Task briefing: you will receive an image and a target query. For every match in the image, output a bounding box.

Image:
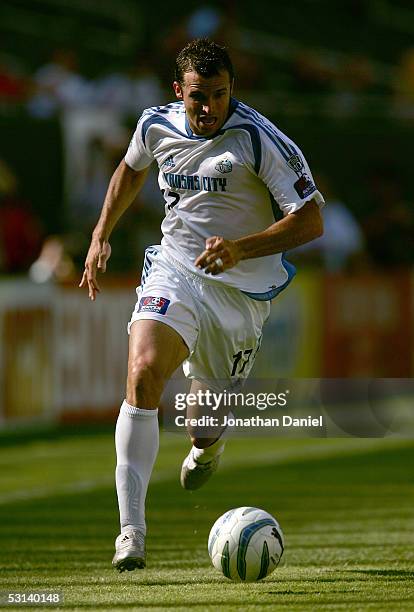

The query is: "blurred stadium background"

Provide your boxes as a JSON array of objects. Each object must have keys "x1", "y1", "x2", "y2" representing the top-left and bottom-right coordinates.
[
  {"x1": 1, "y1": 0, "x2": 413, "y2": 426},
  {"x1": 0, "y1": 3, "x2": 414, "y2": 608}
]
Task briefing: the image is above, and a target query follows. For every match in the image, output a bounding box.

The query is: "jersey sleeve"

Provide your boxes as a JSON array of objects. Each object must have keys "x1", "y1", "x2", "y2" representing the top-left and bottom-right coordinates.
[
  {"x1": 124, "y1": 111, "x2": 155, "y2": 171},
  {"x1": 258, "y1": 130, "x2": 324, "y2": 215}
]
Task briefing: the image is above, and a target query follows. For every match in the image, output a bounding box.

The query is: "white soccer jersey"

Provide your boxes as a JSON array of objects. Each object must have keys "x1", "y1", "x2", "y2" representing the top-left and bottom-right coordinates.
[{"x1": 125, "y1": 98, "x2": 324, "y2": 299}]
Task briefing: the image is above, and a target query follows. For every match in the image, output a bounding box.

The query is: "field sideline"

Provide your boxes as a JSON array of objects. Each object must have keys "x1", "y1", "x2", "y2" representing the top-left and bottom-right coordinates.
[{"x1": 0, "y1": 427, "x2": 413, "y2": 611}]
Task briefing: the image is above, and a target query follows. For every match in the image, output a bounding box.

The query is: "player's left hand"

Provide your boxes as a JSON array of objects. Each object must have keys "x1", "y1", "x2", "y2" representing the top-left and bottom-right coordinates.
[{"x1": 195, "y1": 236, "x2": 243, "y2": 275}]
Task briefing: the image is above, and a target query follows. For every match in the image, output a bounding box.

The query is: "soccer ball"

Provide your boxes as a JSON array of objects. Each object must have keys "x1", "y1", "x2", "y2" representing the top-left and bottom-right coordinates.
[{"x1": 208, "y1": 506, "x2": 284, "y2": 582}]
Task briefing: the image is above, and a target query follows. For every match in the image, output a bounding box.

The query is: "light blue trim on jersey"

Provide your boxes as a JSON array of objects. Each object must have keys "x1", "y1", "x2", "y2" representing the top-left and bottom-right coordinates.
[
  {"x1": 228, "y1": 123, "x2": 261, "y2": 174},
  {"x1": 235, "y1": 107, "x2": 291, "y2": 162},
  {"x1": 151, "y1": 102, "x2": 183, "y2": 113},
  {"x1": 184, "y1": 118, "x2": 262, "y2": 172},
  {"x1": 142, "y1": 98, "x2": 261, "y2": 173},
  {"x1": 237, "y1": 101, "x2": 299, "y2": 156},
  {"x1": 142, "y1": 99, "x2": 237, "y2": 145},
  {"x1": 142, "y1": 115, "x2": 187, "y2": 146},
  {"x1": 235, "y1": 104, "x2": 299, "y2": 165},
  {"x1": 142, "y1": 102, "x2": 183, "y2": 116},
  {"x1": 242, "y1": 254, "x2": 296, "y2": 301}
]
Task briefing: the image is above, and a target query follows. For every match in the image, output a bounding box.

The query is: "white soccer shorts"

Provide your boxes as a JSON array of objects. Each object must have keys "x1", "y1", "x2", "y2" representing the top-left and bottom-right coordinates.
[{"x1": 128, "y1": 245, "x2": 270, "y2": 390}]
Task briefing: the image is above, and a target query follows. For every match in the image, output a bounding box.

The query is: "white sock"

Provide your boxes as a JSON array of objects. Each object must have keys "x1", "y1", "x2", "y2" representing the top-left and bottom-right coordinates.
[
  {"x1": 192, "y1": 437, "x2": 226, "y2": 463},
  {"x1": 191, "y1": 410, "x2": 235, "y2": 463},
  {"x1": 115, "y1": 400, "x2": 159, "y2": 536}
]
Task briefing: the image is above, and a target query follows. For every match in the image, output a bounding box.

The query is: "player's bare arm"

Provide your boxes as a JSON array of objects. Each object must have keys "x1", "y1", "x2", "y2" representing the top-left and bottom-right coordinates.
[
  {"x1": 195, "y1": 198, "x2": 323, "y2": 274},
  {"x1": 79, "y1": 161, "x2": 149, "y2": 300}
]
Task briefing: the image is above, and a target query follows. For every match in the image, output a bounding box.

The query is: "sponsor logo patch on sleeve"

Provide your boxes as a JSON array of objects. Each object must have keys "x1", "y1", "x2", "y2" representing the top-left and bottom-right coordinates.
[
  {"x1": 294, "y1": 174, "x2": 316, "y2": 199},
  {"x1": 138, "y1": 296, "x2": 170, "y2": 315}
]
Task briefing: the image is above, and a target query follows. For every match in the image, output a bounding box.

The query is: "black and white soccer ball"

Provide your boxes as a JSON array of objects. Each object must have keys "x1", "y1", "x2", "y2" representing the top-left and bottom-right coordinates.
[{"x1": 208, "y1": 506, "x2": 284, "y2": 582}]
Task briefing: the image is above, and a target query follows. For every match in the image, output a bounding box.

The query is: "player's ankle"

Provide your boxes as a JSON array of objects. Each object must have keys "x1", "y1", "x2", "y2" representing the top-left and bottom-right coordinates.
[{"x1": 192, "y1": 438, "x2": 225, "y2": 463}]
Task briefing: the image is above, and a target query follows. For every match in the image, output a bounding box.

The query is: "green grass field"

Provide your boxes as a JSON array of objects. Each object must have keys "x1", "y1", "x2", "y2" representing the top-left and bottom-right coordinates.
[{"x1": 0, "y1": 427, "x2": 413, "y2": 611}]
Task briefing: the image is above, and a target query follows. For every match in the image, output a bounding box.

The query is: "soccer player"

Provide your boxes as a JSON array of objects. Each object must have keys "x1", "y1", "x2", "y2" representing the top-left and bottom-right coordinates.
[{"x1": 79, "y1": 39, "x2": 324, "y2": 572}]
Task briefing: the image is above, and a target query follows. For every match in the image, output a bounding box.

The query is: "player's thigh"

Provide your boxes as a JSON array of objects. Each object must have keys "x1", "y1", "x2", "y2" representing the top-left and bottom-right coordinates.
[
  {"x1": 184, "y1": 289, "x2": 269, "y2": 388},
  {"x1": 128, "y1": 319, "x2": 189, "y2": 380}
]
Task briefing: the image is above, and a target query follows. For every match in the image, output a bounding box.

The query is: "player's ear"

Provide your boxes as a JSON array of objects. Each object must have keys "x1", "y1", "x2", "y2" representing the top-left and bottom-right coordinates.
[
  {"x1": 230, "y1": 78, "x2": 235, "y2": 95},
  {"x1": 173, "y1": 81, "x2": 183, "y2": 100}
]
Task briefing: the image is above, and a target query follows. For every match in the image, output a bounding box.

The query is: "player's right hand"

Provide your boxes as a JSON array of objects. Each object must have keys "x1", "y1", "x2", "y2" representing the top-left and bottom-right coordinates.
[{"x1": 79, "y1": 238, "x2": 111, "y2": 301}]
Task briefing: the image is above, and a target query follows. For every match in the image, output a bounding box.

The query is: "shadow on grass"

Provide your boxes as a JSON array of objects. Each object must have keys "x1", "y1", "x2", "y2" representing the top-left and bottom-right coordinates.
[
  {"x1": 1, "y1": 440, "x2": 413, "y2": 594},
  {"x1": 0, "y1": 423, "x2": 114, "y2": 448},
  {"x1": 54, "y1": 605, "x2": 291, "y2": 610},
  {"x1": 42, "y1": 597, "x2": 414, "y2": 609},
  {"x1": 344, "y1": 569, "x2": 414, "y2": 578}
]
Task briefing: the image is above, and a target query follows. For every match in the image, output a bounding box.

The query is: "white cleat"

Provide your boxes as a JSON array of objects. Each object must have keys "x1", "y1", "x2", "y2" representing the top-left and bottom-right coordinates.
[
  {"x1": 180, "y1": 449, "x2": 221, "y2": 490},
  {"x1": 112, "y1": 528, "x2": 146, "y2": 572}
]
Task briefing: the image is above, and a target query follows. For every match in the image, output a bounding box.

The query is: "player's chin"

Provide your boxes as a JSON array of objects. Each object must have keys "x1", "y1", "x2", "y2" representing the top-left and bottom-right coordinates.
[{"x1": 197, "y1": 119, "x2": 218, "y2": 135}]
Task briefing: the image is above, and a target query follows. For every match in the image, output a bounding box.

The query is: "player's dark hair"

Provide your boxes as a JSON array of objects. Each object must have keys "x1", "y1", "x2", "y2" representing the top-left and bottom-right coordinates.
[{"x1": 174, "y1": 38, "x2": 234, "y2": 84}]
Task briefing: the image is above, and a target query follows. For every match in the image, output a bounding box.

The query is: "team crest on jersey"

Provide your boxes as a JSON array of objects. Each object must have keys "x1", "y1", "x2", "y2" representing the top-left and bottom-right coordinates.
[
  {"x1": 287, "y1": 154, "x2": 304, "y2": 173},
  {"x1": 138, "y1": 296, "x2": 170, "y2": 315},
  {"x1": 162, "y1": 155, "x2": 175, "y2": 169},
  {"x1": 215, "y1": 158, "x2": 233, "y2": 174}
]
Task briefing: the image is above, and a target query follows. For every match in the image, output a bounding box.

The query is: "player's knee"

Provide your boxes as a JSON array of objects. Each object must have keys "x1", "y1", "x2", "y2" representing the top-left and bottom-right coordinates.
[{"x1": 127, "y1": 357, "x2": 164, "y2": 407}]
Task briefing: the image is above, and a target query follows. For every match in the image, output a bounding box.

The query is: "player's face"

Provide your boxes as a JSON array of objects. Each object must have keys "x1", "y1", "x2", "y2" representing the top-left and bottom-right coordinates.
[{"x1": 173, "y1": 70, "x2": 233, "y2": 137}]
